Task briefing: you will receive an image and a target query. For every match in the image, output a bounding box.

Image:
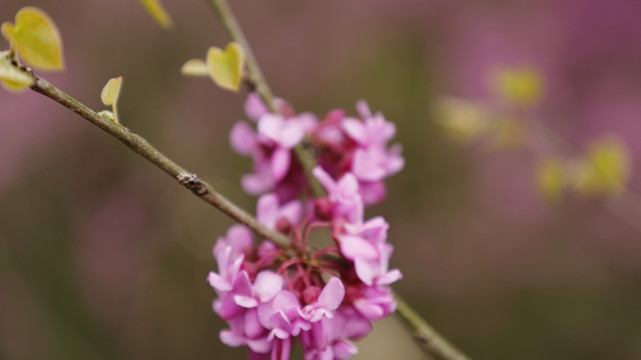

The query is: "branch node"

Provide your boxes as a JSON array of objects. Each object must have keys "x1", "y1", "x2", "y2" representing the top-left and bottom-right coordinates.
[{"x1": 177, "y1": 173, "x2": 209, "y2": 195}]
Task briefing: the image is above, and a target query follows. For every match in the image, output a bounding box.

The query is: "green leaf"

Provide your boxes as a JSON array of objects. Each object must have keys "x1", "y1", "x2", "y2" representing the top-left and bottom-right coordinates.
[
  {"x1": 490, "y1": 66, "x2": 543, "y2": 107},
  {"x1": 138, "y1": 0, "x2": 173, "y2": 30},
  {"x1": 206, "y1": 42, "x2": 245, "y2": 92},
  {"x1": 100, "y1": 76, "x2": 123, "y2": 123},
  {"x1": 180, "y1": 59, "x2": 209, "y2": 77},
  {"x1": 1, "y1": 7, "x2": 64, "y2": 71},
  {"x1": 101, "y1": 76, "x2": 122, "y2": 106},
  {"x1": 433, "y1": 97, "x2": 491, "y2": 143}
]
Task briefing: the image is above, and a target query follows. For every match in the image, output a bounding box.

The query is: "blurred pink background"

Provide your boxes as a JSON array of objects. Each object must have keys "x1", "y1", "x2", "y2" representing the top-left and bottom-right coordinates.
[{"x1": 2, "y1": 0, "x2": 641, "y2": 359}]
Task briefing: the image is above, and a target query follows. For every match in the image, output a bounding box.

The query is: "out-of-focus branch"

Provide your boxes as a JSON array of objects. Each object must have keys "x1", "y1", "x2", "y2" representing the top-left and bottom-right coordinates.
[
  {"x1": 30, "y1": 75, "x2": 291, "y2": 249},
  {"x1": 202, "y1": 1, "x2": 471, "y2": 359}
]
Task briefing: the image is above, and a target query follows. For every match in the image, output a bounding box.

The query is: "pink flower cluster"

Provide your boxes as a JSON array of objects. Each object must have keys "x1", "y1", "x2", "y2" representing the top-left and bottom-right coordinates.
[{"x1": 209, "y1": 93, "x2": 404, "y2": 359}]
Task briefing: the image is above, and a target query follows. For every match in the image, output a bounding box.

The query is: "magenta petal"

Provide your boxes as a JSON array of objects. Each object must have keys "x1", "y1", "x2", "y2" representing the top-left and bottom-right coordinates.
[
  {"x1": 278, "y1": 121, "x2": 305, "y2": 148},
  {"x1": 334, "y1": 340, "x2": 358, "y2": 359},
  {"x1": 353, "y1": 299, "x2": 384, "y2": 321},
  {"x1": 279, "y1": 200, "x2": 302, "y2": 225},
  {"x1": 356, "y1": 100, "x2": 372, "y2": 119},
  {"x1": 354, "y1": 259, "x2": 376, "y2": 286},
  {"x1": 230, "y1": 121, "x2": 256, "y2": 155},
  {"x1": 257, "y1": 114, "x2": 281, "y2": 138},
  {"x1": 341, "y1": 117, "x2": 366, "y2": 144},
  {"x1": 242, "y1": 172, "x2": 273, "y2": 195},
  {"x1": 270, "y1": 148, "x2": 291, "y2": 181},
  {"x1": 235, "y1": 295, "x2": 259, "y2": 308},
  {"x1": 257, "y1": 193, "x2": 279, "y2": 227},
  {"x1": 208, "y1": 272, "x2": 231, "y2": 292},
  {"x1": 273, "y1": 290, "x2": 300, "y2": 311},
  {"x1": 313, "y1": 166, "x2": 336, "y2": 193},
  {"x1": 339, "y1": 235, "x2": 378, "y2": 261},
  {"x1": 245, "y1": 309, "x2": 265, "y2": 338},
  {"x1": 220, "y1": 329, "x2": 245, "y2": 347},
  {"x1": 318, "y1": 277, "x2": 345, "y2": 310},
  {"x1": 227, "y1": 224, "x2": 254, "y2": 251},
  {"x1": 253, "y1": 271, "x2": 284, "y2": 302},
  {"x1": 337, "y1": 173, "x2": 359, "y2": 197},
  {"x1": 377, "y1": 269, "x2": 403, "y2": 285},
  {"x1": 352, "y1": 148, "x2": 387, "y2": 181},
  {"x1": 269, "y1": 312, "x2": 292, "y2": 339},
  {"x1": 247, "y1": 339, "x2": 272, "y2": 355},
  {"x1": 245, "y1": 92, "x2": 270, "y2": 122}
]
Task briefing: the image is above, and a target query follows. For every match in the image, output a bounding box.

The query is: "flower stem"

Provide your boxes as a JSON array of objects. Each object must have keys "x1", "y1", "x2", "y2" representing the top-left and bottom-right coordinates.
[
  {"x1": 202, "y1": 0, "x2": 471, "y2": 359},
  {"x1": 29, "y1": 75, "x2": 291, "y2": 249}
]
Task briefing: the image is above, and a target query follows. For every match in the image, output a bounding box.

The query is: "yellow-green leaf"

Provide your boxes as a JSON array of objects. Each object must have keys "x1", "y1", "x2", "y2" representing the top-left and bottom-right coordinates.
[
  {"x1": 433, "y1": 97, "x2": 491, "y2": 143},
  {"x1": 572, "y1": 137, "x2": 631, "y2": 197},
  {"x1": 536, "y1": 157, "x2": 565, "y2": 202},
  {"x1": 138, "y1": 0, "x2": 173, "y2": 30},
  {"x1": 0, "y1": 55, "x2": 34, "y2": 92},
  {"x1": 490, "y1": 66, "x2": 543, "y2": 107},
  {"x1": 206, "y1": 42, "x2": 245, "y2": 92},
  {"x1": 101, "y1": 76, "x2": 122, "y2": 106},
  {"x1": 1, "y1": 7, "x2": 64, "y2": 71},
  {"x1": 180, "y1": 59, "x2": 209, "y2": 77}
]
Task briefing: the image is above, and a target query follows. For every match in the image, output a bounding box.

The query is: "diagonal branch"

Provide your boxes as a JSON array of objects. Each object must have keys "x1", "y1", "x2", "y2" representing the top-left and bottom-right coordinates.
[
  {"x1": 30, "y1": 75, "x2": 291, "y2": 249},
  {"x1": 202, "y1": 0, "x2": 471, "y2": 359}
]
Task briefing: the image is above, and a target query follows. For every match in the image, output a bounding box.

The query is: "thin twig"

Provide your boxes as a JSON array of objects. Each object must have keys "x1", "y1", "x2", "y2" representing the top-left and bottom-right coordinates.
[
  {"x1": 30, "y1": 75, "x2": 291, "y2": 249},
  {"x1": 202, "y1": 1, "x2": 471, "y2": 359}
]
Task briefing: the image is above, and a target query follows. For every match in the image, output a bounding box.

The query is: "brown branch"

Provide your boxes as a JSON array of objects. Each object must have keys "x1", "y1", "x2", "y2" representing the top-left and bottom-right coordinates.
[{"x1": 30, "y1": 75, "x2": 291, "y2": 249}]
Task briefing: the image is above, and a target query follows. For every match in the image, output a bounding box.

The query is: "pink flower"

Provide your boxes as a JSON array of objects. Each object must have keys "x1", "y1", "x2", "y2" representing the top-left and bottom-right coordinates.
[
  {"x1": 245, "y1": 92, "x2": 270, "y2": 122},
  {"x1": 341, "y1": 105, "x2": 396, "y2": 148},
  {"x1": 208, "y1": 225, "x2": 254, "y2": 293},
  {"x1": 301, "y1": 277, "x2": 346, "y2": 322},
  {"x1": 338, "y1": 216, "x2": 389, "y2": 261},
  {"x1": 257, "y1": 193, "x2": 302, "y2": 231},
  {"x1": 351, "y1": 145, "x2": 405, "y2": 182},
  {"x1": 350, "y1": 285, "x2": 397, "y2": 321},
  {"x1": 219, "y1": 308, "x2": 272, "y2": 354},
  {"x1": 301, "y1": 306, "x2": 372, "y2": 360},
  {"x1": 353, "y1": 242, "x2": 402, "y2": 287},
  {"x1": 313, "y1": 166, "x2": 363, "y2": 224},
  {"x1": 258, "y1": 290, "x2": 311, "y2": 340}
]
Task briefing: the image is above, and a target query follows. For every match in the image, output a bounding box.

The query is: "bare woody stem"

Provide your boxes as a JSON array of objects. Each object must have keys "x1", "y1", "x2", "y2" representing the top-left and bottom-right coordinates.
[
  {"x1": 30, "y1": 75, "x2": 291, "y2": 249},
  {"x1": 202, "y1": 0, "x2": 471, "y2": 359}
]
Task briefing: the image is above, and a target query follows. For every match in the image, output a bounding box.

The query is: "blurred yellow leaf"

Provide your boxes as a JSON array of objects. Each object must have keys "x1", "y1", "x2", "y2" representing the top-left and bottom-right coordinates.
[
  {"x1": 0, "y1": 53, "x2": 34, "y2": 92},
  {"x1": 206, "y1": 42, "x2": 245, "y2": 92},
  {"x1": 434, "y1": 97, "x2": 491, "y2": 143},
  {"x1": 101, "y1": 76, "x2": 122, "y2": 106},
  {"x1": 1, "y1": 7, "x2": 64, "y2": 71},
  {"x1": 180, "y1": 59, "x2": 209, "y2": 77},
  {"x1": 491, "y1": 66, "x2": 543, "y2": 107},
  {"x1": 572, "y1": 136, "x2": 631, "y2": 197},
  {"x1": 537, "y1": 157, "x2": 565, "y2": 202},
  {"x1": 100, "y1": 76, "x2": 123, "y2": 123},
  {"x1": 138, "y1": 0, "x2": 173, "y2": 30}
]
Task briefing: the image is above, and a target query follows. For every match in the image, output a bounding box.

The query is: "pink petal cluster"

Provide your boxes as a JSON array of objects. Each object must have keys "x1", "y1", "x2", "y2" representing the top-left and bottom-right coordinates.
[
  {"x1": 210, "y1": 94, "x2": 404, "y2": 359},
  {"x1": 232, "y1": 95, "x2": 404, "y2": 204}
]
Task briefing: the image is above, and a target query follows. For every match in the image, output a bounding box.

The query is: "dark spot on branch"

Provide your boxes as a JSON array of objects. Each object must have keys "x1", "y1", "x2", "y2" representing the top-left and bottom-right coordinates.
[{"x1": 177, "y1": 173, "x2": 209, "y2": 195}]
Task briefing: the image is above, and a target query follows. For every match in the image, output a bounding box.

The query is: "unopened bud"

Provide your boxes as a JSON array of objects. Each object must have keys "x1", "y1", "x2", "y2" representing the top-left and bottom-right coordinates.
[
  {"x1": 276, "y1": 217, "x2": 292, "y2": 234},
  {"x1": 315, "y1": 198, "x2": 332, "y2": 219},
  {"x1": 302, "y1": 286, "x2": 321, "y2": 304}
]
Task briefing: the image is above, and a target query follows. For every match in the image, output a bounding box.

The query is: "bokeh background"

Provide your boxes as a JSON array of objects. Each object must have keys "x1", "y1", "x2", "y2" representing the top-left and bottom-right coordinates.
[{"x1": 2, "y1": 0, "x2": 641, "y2": 359}]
